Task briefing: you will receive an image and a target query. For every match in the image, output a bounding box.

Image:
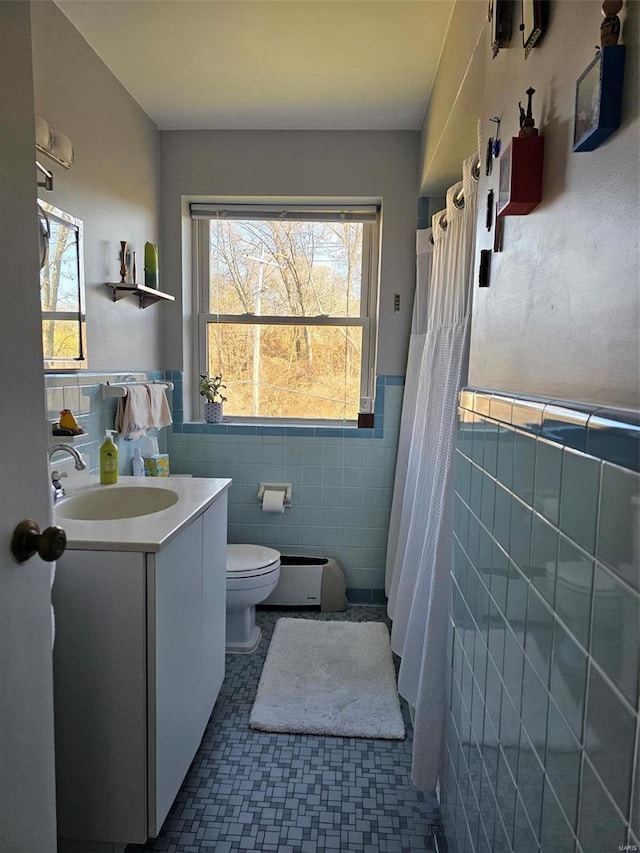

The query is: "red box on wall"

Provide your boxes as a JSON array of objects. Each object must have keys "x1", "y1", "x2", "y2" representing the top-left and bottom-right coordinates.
[{"x1": 497, "y1": 136, "x2": 545, "y2": 216}]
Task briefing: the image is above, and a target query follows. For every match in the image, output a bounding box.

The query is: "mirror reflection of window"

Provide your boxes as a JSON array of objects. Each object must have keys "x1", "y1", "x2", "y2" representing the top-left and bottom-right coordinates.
[{"x1": 38, "y1": 201, "x2": 87, "y2": 370}]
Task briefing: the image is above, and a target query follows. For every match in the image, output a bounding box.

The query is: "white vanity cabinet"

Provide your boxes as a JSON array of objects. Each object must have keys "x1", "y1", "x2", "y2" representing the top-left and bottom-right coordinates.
[{"x1": 53, "y1": 494, "x2": 227, "y2": 847}]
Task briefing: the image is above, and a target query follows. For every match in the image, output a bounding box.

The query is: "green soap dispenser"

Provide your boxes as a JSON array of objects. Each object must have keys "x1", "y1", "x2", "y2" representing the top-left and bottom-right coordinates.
[{"x1": 100, "y1": 429, "x2": 119, "y2": 485}]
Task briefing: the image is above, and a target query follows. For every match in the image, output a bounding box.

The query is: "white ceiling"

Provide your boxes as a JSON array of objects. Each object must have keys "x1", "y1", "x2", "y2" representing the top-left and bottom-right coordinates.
[{"x1": 55, "y1": 0, "x2": 455, "y2": 131}]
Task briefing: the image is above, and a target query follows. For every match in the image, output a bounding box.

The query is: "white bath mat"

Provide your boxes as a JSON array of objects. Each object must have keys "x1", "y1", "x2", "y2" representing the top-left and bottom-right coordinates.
[{"x1": 249, "y1": 618, "x2": 406, "y2": 739}]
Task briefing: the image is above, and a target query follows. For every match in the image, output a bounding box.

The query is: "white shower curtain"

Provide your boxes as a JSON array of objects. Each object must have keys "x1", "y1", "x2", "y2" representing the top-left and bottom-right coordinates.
[
  {"x1": 385, "y1": 228, "x2": 434, "y2": 596},
  {"x1": 386, "y1": 154, "x2": 478, "y2": 792}
]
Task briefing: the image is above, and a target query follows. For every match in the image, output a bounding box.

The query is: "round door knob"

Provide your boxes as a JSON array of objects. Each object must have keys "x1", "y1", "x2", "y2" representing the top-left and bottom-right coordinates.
[{"x1": 11, "y1": 519, "x2": 67, "y2": 564}]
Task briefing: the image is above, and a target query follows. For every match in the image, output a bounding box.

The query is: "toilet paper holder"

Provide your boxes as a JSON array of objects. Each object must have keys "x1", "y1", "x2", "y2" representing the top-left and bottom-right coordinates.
[{"x1": 257, "y1": 482, "x2": 293, "y2": 507}]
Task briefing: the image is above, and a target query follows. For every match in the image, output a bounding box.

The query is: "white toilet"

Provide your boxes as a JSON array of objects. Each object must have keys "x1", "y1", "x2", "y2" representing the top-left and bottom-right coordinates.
[{"x1": 226, "y1": 544, "x2": 281, "y2": 653}]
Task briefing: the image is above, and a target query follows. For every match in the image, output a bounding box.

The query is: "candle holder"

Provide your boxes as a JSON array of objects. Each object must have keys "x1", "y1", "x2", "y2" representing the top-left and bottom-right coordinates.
[{"x1": 120, "y1": 240, "x2": 128, "y2": 283}]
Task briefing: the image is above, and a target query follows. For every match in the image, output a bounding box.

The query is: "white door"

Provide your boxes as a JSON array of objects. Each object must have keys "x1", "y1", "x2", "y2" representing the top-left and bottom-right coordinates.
[{"x1": 0, "y1": 4, "x2": 58, "y2": 851}]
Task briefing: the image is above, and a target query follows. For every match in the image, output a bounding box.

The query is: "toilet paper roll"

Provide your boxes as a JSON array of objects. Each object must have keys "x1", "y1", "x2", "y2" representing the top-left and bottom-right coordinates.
[{"x1": 262, "y1": 489, "x2": 285, "y2": 513}]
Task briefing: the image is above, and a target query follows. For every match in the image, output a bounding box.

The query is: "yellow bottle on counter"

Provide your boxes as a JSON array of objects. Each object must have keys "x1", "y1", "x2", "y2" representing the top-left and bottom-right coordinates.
[{"x1": 100, "y1": 429, "x2": 119, "y2": 485}]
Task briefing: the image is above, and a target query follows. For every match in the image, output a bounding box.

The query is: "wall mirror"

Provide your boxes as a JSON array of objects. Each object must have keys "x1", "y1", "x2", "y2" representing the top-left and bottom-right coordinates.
[{"x1": 38, "y1": 200, "x2": 87, "y2": 370}]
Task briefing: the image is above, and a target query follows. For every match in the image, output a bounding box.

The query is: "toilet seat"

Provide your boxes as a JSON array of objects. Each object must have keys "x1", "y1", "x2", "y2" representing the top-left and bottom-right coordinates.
[{"x1": 227, "y1": 544, "x2": 280, "y2": 578}]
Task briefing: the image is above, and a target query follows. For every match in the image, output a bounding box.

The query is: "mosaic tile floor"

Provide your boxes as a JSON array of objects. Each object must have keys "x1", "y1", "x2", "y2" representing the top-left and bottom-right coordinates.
[{"x1": 126, "y1": 606, "x2": 442, "y2": 853}]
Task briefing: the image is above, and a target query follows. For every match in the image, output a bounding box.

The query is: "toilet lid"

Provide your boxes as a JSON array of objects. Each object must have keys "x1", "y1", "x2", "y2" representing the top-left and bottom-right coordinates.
[{"x1": 227, "y1": 544, "x2": 280, "y2": 573}]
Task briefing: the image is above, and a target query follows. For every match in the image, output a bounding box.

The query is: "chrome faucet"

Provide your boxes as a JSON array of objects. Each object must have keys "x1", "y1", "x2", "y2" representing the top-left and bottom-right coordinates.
[{"x1": 48, "y1": 444, "x2": 88, "y2": 503}]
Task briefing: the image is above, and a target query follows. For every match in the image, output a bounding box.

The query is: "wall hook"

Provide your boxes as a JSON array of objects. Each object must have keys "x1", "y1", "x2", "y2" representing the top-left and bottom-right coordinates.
[
  {"x1": 490, "y1": 116, "x2": 501, "y2": 157},
  {"x1": 485, "y1": 137, "x2": 494, "y2": 176}
]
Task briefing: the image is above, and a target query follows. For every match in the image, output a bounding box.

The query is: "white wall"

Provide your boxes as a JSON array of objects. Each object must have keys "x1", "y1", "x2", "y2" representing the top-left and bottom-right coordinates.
[
  {"x1": 31, "y1": 1, "x2": 163, "y2": 372},
  {"x1": 159, "y1": 130, "x2": 419, "y2": 384},
  {"x1": 419, "y1": 0, "x2": 487, "y2": 196},
  {"x1": 420, "y1": 1, "x2": 639, "y2": 409},
  {"x1": 465, "y1": 0, "x2": 638, "y2": 408}
]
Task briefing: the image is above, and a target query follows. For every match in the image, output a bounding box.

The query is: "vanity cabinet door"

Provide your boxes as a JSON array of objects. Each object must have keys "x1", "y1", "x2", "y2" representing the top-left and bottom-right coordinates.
[
  {"x1": 53, "y1": 549, "x2": 148, "y2": 844},
  {"x1": 148, "y1": 492, "x2": 228, "y2": 835},
  {"x1": 201, "y1": 498, "x2": 227, "y2": 716},
  {"x1": 147, "y1": 516, "x2": 204, "y2": 835}
]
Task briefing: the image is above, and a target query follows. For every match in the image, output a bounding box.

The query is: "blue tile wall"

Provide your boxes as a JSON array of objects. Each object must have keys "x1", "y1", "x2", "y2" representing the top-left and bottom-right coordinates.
[
  {"x1": 165, "y1": 373, "x2": 403, "y2": 599},
  {"x1": 46, "y1": 372, "x2": 402, "y2": 601},
  {"x1": 45, "y1": 371, "x2": 168, "y2": 475},
  {"x1": 443, "y1": 387, "x2": 640, "y2": 853}
]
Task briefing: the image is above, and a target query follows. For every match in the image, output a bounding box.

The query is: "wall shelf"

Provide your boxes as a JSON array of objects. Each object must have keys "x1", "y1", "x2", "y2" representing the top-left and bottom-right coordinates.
[
  {"x1": 105, "y1": 282, "x2": 175, "y2": 309},
  {"x1": 49, "y1": 429, "x2": 89, "y2": 445},
  {"x1": 497, "y1": 136, "x2": 545, "y2": 216}
]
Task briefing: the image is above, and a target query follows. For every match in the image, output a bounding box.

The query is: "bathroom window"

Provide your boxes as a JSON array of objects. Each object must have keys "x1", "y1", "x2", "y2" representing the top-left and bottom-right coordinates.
[
  {"x1": 192, "y1": 202, "x2": 379, "y2": 422},
  {"x1": 39, "y1": 200, "x2": 87, "y2": 370}
]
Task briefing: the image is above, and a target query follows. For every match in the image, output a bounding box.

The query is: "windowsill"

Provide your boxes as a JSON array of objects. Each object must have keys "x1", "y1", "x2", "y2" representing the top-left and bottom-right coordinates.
[
  {"x1": 174, "y1": 419, "x2": 381, "y2": 439},
  {"x1": 217, "y1": 417, "x2": 360, "y2": 427},
  {"x1": 164, "y1": 372, "x2": 406, "y2": 439}
]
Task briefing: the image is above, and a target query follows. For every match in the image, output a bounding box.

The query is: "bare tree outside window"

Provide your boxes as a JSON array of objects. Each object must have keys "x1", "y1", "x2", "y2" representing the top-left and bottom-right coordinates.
[
  {"x1": 206, "y1": 218, "x2": 368, "y2": 420},
  {"x1": 40, "y1": 202, "x2": 86, "y2": 369}
]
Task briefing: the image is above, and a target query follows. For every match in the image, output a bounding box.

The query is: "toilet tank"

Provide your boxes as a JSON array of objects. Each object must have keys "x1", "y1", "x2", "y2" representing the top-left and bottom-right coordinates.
[{"x1": 261, "y1": 556, "x2": 346, "y2": 612}]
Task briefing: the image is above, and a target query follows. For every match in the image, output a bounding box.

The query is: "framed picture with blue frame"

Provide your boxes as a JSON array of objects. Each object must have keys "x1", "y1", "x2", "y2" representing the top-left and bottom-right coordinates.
[{"x1": 573, "y1": 44, "x2": 626, "y2": 152}]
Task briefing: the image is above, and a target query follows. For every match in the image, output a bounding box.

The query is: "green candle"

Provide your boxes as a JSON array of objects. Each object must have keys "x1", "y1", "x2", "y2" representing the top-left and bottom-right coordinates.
[{"x1": 144, "y1": 241, "x2": 158, "y2": 288}]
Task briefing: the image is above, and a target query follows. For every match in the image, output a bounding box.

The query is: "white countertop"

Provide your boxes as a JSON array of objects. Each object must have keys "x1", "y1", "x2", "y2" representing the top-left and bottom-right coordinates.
[{"x1": 56, "y1": 475, "x2": 231, "y2": 552}]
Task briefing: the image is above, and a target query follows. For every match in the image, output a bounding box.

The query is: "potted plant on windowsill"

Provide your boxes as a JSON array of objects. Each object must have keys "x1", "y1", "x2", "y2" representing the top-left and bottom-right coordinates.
[{"x1": 199, "y1": 373, "x2": 227, "y2": 423}]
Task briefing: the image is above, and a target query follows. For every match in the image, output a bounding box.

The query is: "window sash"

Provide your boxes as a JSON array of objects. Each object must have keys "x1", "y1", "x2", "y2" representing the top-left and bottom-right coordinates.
[
  {"x1": 193, "y1": 211, "x2": 379, "y2": 422},
  {"x1": 200, "y1": 314, "x2": 368, "y2": 328},
  {"x1": 41, "y1": 311, "x2": 86, "y2": 321},
  {"x1": 202, "y1": 319, "x2": 364, "y2": 421}
]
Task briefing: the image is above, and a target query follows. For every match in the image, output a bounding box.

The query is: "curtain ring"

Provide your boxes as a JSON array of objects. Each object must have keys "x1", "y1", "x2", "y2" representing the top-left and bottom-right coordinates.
[{"x1": 471, "y1": 157, "x2": 481, "y2": 182}]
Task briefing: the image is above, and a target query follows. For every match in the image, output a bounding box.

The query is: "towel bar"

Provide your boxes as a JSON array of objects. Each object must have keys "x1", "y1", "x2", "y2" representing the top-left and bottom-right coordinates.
[{"x1": 101, "y1": 381, "x2": 174, "y2": 398}]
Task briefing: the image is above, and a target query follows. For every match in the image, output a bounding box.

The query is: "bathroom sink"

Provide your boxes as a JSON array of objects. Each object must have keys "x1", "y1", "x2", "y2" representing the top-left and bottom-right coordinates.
[{"x1": 56, "y1": 485, "x2": 179, "y2": 521}]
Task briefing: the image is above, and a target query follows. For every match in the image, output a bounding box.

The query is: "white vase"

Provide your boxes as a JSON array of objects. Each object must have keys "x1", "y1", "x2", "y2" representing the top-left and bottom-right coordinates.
[{"x1": 204, "y1": 401, "x2": 223, "y2": 424}]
